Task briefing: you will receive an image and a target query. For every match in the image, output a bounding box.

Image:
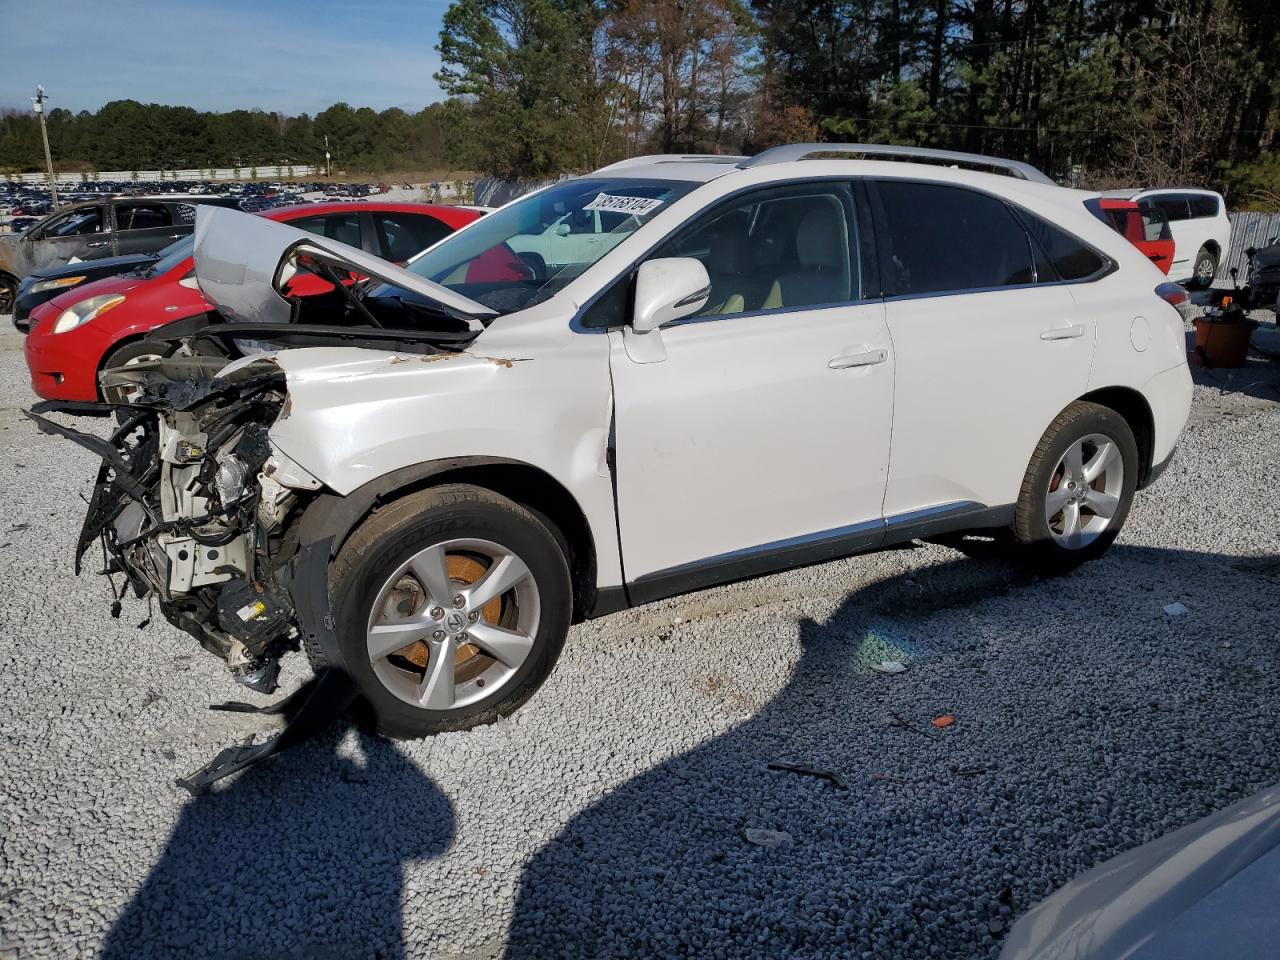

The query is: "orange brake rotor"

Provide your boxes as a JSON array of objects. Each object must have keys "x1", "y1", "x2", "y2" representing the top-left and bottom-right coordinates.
[{"x1": 392, "y1": 553, "x2": 504, "y2": 670}]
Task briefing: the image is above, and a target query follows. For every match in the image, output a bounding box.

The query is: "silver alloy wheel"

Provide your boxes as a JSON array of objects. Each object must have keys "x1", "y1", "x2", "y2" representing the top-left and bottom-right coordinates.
[
  {"x1": 1045, "y1": 432, "x2": 1124, "y2": 549},
  {"x1": 365, "y1": 537, "x2": 540, "y2": 711},
  {"x1": 1196, "y1": 254, "x2": 1216, "y2": 284}
]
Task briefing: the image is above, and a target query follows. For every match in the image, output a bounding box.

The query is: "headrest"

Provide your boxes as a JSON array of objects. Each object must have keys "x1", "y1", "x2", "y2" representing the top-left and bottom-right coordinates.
[
  {"x1": 795, "y1": 204, "x2": 843, "y2": 268},
  {"x1": 708, "y1": 227, "x2": 750, "y2": 274}
]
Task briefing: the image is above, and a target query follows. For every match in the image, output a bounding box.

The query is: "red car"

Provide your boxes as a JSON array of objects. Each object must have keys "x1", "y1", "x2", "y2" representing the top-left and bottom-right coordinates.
[
  {"x1": 25, "y1": 202, "x2": 481, "y2": 402},
  {"x1": 1085, "y1": 196, "x2": 1174, "y2": 275}
]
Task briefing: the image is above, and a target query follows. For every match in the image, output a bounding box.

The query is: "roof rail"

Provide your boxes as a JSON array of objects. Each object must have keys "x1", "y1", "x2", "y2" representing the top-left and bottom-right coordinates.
[
  {"x1": 594, "y1": 154, "x2": 747, "y2": 173},
  {"x1": 737, "y1": 143, "x2": 1055, "y2": 185}
]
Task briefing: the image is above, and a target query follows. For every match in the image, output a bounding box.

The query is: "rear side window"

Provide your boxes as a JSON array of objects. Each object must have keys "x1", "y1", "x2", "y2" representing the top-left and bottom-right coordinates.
[
  {"x1": 116, "y1": 204, "x2": 172, "y2": 230},
  {"x1": 1188, "y1": 194, "x2": 1219, "y2": 218},
  {"x1": 1019, "y1": 212, "x2": 1107, "y2": 281},
  {"x1": 873, "y1": 181, "x2": 1033, "y2": 295},
  {"x1": 1143, "y1": 195, "x2": 1190, "y2": 222},
  {"x1": 375, "y1": 212, "x2": 451, "y2": 261},
  {"x1": 291, "y1": 213, "x2": 361, "y2": 248}
]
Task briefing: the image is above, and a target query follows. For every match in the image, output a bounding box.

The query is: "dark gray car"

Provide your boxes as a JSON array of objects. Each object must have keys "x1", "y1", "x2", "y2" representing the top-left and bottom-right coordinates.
[{"x1": 0, "y1": 195, "x2": 240, "y2": 314}]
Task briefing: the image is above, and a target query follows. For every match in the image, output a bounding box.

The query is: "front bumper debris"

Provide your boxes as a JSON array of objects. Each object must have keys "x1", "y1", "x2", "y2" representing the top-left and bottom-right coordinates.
[{"x1": 25, "y1": 354, "x2": 351, "y2": 790}]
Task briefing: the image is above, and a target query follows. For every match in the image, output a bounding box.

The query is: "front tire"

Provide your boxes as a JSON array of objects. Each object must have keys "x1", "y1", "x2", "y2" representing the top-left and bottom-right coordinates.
[
  {"x1": 0, "y1": 273, "x2": 17, "y2": 318},
  {"x1": 314, "y1": 484, "x2": 572, "y2": 739},
  {"x1": 1014, "y1": 401, "x2": 1138, "y2": 573}
]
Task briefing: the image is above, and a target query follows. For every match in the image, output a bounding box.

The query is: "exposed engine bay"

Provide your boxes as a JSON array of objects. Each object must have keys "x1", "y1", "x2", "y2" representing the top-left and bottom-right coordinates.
[{"x1": 27, "y1": 353, "x2": 314, "y2": 696}]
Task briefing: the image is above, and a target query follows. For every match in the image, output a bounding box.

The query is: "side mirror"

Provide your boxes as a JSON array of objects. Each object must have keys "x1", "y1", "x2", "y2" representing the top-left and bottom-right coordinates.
[
  {"x1": 632, "y1": 257, "x2": 710, "y2": 334},
  {"x1": 552, "y1": 222, "x2": 571, "y2": 237}
]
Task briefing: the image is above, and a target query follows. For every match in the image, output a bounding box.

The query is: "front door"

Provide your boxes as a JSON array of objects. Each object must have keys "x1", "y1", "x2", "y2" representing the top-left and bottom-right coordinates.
[
  {"x1": 608, "y1": 180, "x2": 895, "y2": 594},
  {"x1": 1141, "y1": 194, "x2": 1193, "y2": 278},
  {"x1": 28, "y1": 204, "x2": 109, "y2": 269}
]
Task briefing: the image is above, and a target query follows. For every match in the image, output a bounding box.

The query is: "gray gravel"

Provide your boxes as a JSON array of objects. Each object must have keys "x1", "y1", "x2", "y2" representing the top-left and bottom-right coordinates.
[{"x1": 1, "y1": 319, "x2": 1279, "y2": 960}]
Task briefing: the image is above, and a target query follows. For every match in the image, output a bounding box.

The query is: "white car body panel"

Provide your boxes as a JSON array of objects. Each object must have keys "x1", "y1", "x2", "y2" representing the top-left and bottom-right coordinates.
[
  {"x1": 608, "y1": 301, "x2": 893, "y2": 580},
  {"x1": 262, "y1": 306, "x2": 626, "y2": 591}
]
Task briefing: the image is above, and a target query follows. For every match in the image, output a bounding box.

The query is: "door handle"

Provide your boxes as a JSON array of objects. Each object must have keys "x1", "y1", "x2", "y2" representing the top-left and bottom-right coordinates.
[
  {"x1": 828, "y1": 348, "x2": 888, "y2": 369},
  {"x1": 86, "y1": 240, "x2": 107, "y2": 248},
  {"x1": 1040, "y1": 324, "x2": 1084, "y2": 341},
  {"x1": 168, "y1": 233, "x2": 183, "y2": 239}
]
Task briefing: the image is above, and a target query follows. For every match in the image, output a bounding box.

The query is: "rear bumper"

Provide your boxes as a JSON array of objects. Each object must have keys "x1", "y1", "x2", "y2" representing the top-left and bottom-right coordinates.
[
  {"x1": 1140, "y1": 363, "x2": 1193, "y2": 487},
  {"x1": 1142, "y1": 445, "x2": 1177, "y2": 489}
]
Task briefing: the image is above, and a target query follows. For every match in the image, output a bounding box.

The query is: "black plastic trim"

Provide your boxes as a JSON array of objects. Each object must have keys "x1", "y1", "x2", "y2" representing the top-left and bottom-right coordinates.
[{"x1": 625, "y1": 502, "x2": 1015, "y2": 609}]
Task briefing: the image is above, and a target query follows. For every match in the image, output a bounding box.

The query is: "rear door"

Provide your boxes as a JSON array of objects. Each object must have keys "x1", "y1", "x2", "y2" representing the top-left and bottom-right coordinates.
[
  {"x1": 1140, "y1": 193, "x2": 1193, "y2": 277},
  {"x1": 112, "y1": 201, "x2": 185, "y2": 256},
  {"x1": 370, "y1": 210, "x2": 453, "y2": 264},
  {"x1": 870, "y1": 179, "x2": 1100, "y2": 520}
]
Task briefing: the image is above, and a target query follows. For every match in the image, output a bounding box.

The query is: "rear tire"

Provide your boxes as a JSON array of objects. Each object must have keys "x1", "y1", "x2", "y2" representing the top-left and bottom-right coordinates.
[
  {"x1": 1190, "y1": 247, "x2": 1217, "y2": 289},
  {"x1": 314, "y1": 484, "x2": 572, "y2": 739},
  {"x1": 1014, "y1": 401, "x2": 1138, "y2": 573}
]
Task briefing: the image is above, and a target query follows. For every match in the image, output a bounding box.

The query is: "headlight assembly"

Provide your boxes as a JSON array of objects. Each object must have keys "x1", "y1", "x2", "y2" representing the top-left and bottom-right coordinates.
[
  {"x1": 29, "y1": 275, "x2": 87, "y2": 295},
  {"x1": 51, "y1": 294, "x2": 126, "y2": 334}
]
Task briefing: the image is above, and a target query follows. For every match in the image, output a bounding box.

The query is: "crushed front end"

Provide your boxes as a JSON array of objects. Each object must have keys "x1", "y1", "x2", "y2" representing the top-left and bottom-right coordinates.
[{"x1": 26, "y1": 354, "x2": 321, "y2": 696}]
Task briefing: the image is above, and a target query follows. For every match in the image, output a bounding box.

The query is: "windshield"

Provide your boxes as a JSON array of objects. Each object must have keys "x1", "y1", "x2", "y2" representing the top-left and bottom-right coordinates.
[
  {"x1": 148, "y1": 237, "x2": 194, "y2": 275},
  {"x1": 401, "y1": 177, "x2": 697, "y2": 316}
]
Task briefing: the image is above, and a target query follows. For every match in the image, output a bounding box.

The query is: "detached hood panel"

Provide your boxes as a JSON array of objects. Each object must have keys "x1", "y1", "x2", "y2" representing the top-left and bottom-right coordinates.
[{"x1": 192, "y1": 206, "x2": 495, "y2": 326}]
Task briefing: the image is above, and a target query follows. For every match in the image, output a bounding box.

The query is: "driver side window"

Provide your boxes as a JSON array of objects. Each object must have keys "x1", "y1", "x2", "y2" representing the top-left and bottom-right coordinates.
[
  {"x1": 41, "y1": 207, "x2": 104, "y2": 239},
  {"x1": 650, "y1": 182, "x2": 861, "y2": 320}
]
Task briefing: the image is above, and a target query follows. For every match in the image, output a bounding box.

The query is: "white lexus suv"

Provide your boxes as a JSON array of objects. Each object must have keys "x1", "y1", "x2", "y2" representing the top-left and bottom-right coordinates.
[{"x1": 31, "y1": 144, "x2": 1194, "y2": 747}]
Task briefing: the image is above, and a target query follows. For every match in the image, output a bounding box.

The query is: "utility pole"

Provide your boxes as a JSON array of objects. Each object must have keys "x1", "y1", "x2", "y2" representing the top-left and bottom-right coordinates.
[
  {"x1": 31, "y1": 85, "x2": 58, "y2": 207},
  {"x1": 323, "y1": 134, "x2": 332, "y2": 178}
]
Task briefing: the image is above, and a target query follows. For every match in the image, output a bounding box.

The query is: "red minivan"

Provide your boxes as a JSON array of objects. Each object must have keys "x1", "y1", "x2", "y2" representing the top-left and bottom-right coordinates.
[{"x1": 25, "y1": 202, "x2": 483, "y2": 402}]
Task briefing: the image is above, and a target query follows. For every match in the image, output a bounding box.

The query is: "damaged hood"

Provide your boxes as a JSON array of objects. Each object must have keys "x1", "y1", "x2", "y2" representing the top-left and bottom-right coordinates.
[{"x1": 193, "y1": 206, "x2": 497, "y2": 326}]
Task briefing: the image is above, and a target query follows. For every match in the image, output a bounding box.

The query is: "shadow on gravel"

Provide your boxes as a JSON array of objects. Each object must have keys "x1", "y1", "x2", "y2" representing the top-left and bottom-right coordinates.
[
  {"x1": 504, "y1": 544, "x2": 1280, "y2": 960},
  {"x1": 99, "y1": 730, "x2": 453, "y2": 960}
]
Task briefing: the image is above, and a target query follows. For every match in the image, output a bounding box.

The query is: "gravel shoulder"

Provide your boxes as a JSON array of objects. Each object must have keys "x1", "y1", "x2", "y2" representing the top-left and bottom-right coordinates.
[{"x1": 1, "y1": 319, "x2": 1278, "y2": 959}]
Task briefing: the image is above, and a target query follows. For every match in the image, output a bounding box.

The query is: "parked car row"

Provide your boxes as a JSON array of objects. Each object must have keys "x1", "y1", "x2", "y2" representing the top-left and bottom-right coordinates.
[
  {"x1": 21, "y1": 201, "x2": 486, "y2": 401},
  {"x1": 1, "y1": 181, "x2": 424, "y2": 314},
  {"x1": 22, "y1": 144, "x2": 1193, "y2": 780}
]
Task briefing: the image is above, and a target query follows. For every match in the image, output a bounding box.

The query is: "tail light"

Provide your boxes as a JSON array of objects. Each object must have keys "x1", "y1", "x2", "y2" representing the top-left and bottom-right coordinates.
[{"x1": 1156, "y1": 281, "x2": 1189, "y2": 311}]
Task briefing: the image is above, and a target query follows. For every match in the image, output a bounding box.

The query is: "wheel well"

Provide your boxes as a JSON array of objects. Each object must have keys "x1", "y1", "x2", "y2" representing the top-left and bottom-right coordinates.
[
  {"x1": 1079, "y1": 386, "x2": 1156, "y2": 487},
  {"x1": 94, "y1": 333, "x2": 149, "y2": 400},
  {"x1": 1203, "y1": 240, "x2": 1220, "y2": 259},
  {"x1": 376, "y1": 463, "x2": 598, "y2": 623}
]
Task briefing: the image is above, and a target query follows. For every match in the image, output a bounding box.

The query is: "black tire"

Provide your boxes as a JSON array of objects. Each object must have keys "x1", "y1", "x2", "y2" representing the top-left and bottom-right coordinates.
[
  {"x1": 1189, "y1": 247, "x2": 1217, "y2": 289},
  {"x1": 101, "y1": 339, "x2": 175, "y2": 422},
  {"x1": 0, "y1": 273, "x2": 16, "y2": 318},
  {"x1": 1014, "y1": 400, "x2": 1138, "y2": 573},
  {"x1": 312, "y1": 484, "x2": 572, "y2": 739}
]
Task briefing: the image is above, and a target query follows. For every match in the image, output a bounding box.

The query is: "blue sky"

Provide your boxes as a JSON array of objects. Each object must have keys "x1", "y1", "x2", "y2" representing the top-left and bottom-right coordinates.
[{"x1": 1, "y1": 0, "x2": 451, "y2": 115}]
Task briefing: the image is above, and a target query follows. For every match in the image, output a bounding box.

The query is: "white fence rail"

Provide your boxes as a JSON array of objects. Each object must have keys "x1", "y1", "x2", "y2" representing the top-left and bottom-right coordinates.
[{"x1": 13, "y1": 165, "x2": 319, "y2": 185}]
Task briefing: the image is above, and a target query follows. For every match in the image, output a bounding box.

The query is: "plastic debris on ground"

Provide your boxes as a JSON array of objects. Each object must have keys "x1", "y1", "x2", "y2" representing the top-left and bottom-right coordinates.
[
  {"x1": 742, "y1": 828, "x2": 794, "y2": 849},
  {"x1": 871, "y1": 660, "x2": 908, "y2": 675}
]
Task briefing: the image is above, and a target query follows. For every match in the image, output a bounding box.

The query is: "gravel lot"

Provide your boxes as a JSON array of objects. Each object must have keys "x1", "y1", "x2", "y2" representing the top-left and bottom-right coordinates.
[{"x1": 1, "y1": 317, "x2": 1279, "y2": 960}]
